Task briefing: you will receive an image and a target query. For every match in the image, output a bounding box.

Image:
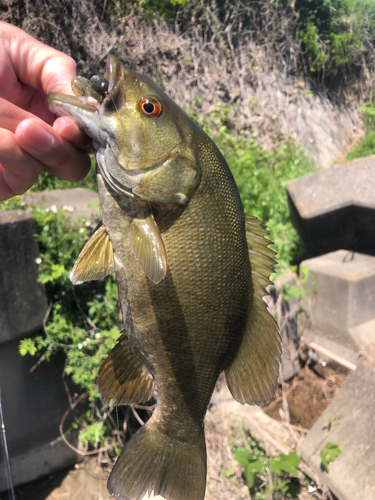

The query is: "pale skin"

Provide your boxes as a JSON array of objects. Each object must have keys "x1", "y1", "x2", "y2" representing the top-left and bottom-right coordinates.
[{"x1": 0, "y1": 21, "x2": 92, "y2": 201}]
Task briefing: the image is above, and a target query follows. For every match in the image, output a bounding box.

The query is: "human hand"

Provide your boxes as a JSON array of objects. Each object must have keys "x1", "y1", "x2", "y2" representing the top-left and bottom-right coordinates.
[{"x1": 0, "y1": 22, "x2": 92, "y2": 201}]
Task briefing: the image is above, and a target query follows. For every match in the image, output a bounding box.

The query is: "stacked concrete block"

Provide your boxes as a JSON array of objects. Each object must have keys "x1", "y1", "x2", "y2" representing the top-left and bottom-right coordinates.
[
  {"x1": 0, "y1": 209, "x2": 82, "y2": 491},
  {"x1": 286, "y1": 157, "x2": 375, "y2": 364},
  {"x1": 300, "y1": 250, "x2": 375, "y2": 359},
  {"x1": 286, "y1": 156, "x2": 375, "y2": 258}
]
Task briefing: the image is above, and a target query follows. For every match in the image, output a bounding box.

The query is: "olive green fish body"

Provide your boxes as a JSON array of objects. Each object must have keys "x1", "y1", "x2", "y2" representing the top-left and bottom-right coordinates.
[{"x1": 47, "y1": 57, "x2": 280, "y2": 500}]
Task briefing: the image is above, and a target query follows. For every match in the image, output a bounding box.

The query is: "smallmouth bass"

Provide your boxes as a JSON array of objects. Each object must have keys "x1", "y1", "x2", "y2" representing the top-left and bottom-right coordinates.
[{"x1": 47, "y1": 56, "x2": 281, "y2": 500}]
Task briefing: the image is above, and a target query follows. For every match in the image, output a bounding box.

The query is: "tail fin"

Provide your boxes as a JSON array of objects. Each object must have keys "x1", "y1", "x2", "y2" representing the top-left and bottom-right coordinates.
[{"x1": 108, "y1": 421, "x2": 206, "y2": 500}]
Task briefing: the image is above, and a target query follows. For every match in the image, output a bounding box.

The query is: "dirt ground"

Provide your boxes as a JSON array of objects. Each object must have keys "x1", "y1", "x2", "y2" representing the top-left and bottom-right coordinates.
[
  {"x1": 9, "y1": 364, "x2": 347, "y2": 500},
  {"x1": 264, "y1": 364, "x2": 348, "y2": 430}
]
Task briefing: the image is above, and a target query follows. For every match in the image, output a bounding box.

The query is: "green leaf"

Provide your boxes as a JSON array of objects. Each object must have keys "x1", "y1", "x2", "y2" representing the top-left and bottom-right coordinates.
[
  {"x1": 320, "y1": 442, "x2": 342, "y2": 471},
  {"x1": 234, "y1": 448, "x2": 252, "y2": 467},
  {"x1": 286, "y1": 285, "x2": 304, "y2": 298},
  {"x1": 270, "y1": 452, "x2": 300, "y2": 477},
  {"x1": 244, "y1": 465, "x2": 255, "y2": 488},
  {"x1": 19, "y1": 338, "x2": 37, "y2": 356}
]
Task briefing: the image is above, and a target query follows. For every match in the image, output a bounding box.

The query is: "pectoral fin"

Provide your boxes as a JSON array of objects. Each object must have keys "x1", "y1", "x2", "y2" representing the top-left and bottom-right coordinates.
[
  {"x1": 70, "y1": 223, "x2": 120, "y2": 285},
  {"x1": 98, "y1": 330, "x2": 154, "y2": 407},
  {"x1": 225, "y1": 215, "x2": 281, "y2": 406},
  {"x1": 131, "y1": 212, "x2": 168, "y2": 284}
]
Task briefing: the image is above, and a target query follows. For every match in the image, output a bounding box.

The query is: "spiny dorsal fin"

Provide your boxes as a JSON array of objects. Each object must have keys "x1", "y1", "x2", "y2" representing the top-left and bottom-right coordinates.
[
  {"x1": 131, "y1": 212, "x2": 167, "y2": 284},
  {"x1": 225, "y1": 214, "x2": 281, "y2": 406},
  {"x1": 70, "y1": 222, "x2": 121, "y2": 285},
  {"x1": 98, "y1": 330, "x2": 154, "y2": 407}
]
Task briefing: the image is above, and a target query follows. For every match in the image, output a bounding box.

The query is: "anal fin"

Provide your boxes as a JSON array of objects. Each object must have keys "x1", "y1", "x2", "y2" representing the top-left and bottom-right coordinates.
[
  {"x1": 225, "y1": 214, "x2": 281, "y2": 406},
  {"x1": 98, "y1": 331, "x2": 154, "y2": 406}
]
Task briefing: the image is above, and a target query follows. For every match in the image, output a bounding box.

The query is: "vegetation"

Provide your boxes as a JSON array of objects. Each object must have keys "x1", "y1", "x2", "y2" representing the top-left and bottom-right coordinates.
[
  {"x1": 345, "y1": 101, "x2": 375, "y2": 161},
  {"x1": 0, "y1": 0, "x2": 368, "y2": 466},
  {"x1": 232, "y1": 425, "x2": 304, "y2": 499},
  {"x1": 0, "y1": 196, "x2": 121, "y2": 450},
  {"x1": 320, "y1": 442, "x2": 342, "y2": 472}
]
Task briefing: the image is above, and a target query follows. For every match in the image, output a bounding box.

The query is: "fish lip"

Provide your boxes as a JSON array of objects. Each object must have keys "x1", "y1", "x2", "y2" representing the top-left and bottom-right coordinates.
[{"x1": 47, "y1": 93, "x2": 101, "y2": 113}]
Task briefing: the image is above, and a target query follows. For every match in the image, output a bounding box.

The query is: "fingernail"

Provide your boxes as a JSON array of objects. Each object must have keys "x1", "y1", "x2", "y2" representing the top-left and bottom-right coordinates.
[{"x1": 23, "y1": 123, "x2": 55, "y2": 153}]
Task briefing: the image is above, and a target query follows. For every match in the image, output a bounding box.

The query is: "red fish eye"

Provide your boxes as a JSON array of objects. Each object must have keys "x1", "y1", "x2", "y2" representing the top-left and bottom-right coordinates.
[{"x1": 140, "y1": 98, "x2": 162, "y2": 117}]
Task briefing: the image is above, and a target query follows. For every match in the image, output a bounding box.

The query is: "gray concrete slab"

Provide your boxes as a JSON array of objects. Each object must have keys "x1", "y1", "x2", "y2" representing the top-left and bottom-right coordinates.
[
  {"x1": 0, "y1": 338, "x2": 81, "y2": 491},
  {"x1": 0, "y1": 211, "x2": 48, "y2": 343},
  {"x1": 286, "y1": 156, "x2": 375, "y2": 256},
  {"x1": 299, "y1": 360, "x2": 375, "y2": 500},
  {"x1": 23, "y1": 188, "x2": 100, "y2": 220},
  {"x1": 300, "y1": 250, "x2": 375, "y2": 351}
]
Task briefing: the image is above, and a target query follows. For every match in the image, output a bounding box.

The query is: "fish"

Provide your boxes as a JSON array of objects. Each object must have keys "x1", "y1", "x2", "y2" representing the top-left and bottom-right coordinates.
[{"x1": 47, "y1": 55, "x2": 281, "y2": 500}]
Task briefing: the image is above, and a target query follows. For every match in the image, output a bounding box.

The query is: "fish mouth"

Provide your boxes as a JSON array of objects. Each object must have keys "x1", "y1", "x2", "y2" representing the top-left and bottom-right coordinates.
[{"x1": 47, "y1": 56, "x2": 139, "y2": 198}]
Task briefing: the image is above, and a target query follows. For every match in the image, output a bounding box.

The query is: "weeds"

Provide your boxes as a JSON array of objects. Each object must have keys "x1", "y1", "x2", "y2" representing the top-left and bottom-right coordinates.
[{"x1": 232, "y1": 425, "x2": 305, "y2": 499}]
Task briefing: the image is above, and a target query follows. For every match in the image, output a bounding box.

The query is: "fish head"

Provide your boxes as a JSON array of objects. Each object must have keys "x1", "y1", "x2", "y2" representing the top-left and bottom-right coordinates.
[{"x1": 47, "y1": 56, "x2": 199, "y2": 204}]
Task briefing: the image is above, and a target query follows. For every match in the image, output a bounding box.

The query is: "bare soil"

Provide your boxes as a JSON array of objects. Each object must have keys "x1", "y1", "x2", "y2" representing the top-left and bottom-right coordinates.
[{"x1": 263, "y1": 364, "x2": 348, "y2": 430}]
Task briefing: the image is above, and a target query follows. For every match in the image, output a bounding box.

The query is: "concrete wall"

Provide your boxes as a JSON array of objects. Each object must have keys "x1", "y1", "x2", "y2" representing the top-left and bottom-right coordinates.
[{"x1": 0, "y1": 211, "x2": 80, "y2": 491}]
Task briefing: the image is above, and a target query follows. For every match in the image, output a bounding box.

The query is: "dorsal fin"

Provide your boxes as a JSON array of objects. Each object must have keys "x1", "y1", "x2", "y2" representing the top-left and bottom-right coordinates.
[
  {"x1": 70, "y1": 223, "x2": 121, "y2": 285},
  {"x1": 225, "y1": 214, "x2": 281, "y2": 406}
]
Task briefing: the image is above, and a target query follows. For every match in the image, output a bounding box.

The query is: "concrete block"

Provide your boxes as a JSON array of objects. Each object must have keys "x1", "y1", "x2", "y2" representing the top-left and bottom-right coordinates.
[
  {"x1": 299, "y1": 360, "x2": 375, "y2": 500},
  {"x1": 0, "y1": 338, "x2": 81, "y2": 491},
  {"x1": 286, "y1": 156, "x2": 375, "y2": 257},
  {"x1": 23, "y1": 188, "x2": 100, "y2": 220},
  {"x1": 0, "y1": 211, "x2": 47, "y2": 343},
  {"x1": 300, "y1": 250, "x2": 375, "y2": 351},
  {"x1": 271, "y1": 271, "x2": 301, "y2": 381}
]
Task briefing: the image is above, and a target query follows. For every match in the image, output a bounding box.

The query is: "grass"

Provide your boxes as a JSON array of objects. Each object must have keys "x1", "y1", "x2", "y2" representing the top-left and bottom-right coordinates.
[{"x1": 345, "y1": 130, "x2": 375, "y2": 161}]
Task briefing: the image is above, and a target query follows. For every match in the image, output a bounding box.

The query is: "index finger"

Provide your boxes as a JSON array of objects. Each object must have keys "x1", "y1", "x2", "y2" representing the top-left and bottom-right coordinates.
[{"x1": 0, "y1": 21, "x2": 77, "y2": 96}]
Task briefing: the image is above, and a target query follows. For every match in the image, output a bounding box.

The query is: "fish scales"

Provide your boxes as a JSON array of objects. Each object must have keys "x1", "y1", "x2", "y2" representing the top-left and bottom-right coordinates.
[{"x1": 47, "y1": 56, "x2": 280, "y2": 500}]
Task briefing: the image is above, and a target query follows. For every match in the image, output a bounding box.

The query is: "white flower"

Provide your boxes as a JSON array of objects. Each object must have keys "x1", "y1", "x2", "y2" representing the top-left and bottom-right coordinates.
[
  {"x1": 85, "y1": 221, "x2": 91, "y2": 227},
  {"x1": 35, "y1": 257, "x2": 42, "y2": 265},
  {"x1": 62, "y1": 205, "x2": 74, "y2": 212},
  {"x1": 77, "y1": 343, "x2": 83, "y2": 350},
  {"x1": 79, "y1": 228, "x2": 85, "y2": 233},
  {"x1": 50, "y1": 204, "x2": 58, "y2": 213},
  {"x1": 86, "y1": 338, "x2": 91, "y2": 344},
  {"x1": 95, "y1": 332, "x2": 101, "y2": 340}
]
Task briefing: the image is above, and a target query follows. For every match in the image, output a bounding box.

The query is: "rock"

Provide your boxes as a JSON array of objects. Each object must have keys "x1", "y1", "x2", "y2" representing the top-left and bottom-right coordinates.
[
  {"x1": 23, "y1": 188, "x2": 100, "y2": 220},
  {"x1": 299, "y1": 360, "x2": 375, "y2": 500},
  {"x1": 0, "y1": 211, "x2": 47, "y2": 343},
  {"x1": 300, "y1": 250, "x2": 375, "y2": 354},
  {"x1": 286, "y1": 156, "x2": 375, "y2": 257}
]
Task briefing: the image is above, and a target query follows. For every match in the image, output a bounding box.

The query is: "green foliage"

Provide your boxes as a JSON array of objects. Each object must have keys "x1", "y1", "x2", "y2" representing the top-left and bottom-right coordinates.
[
  {"x1": 6, "y1": 204, "x2": 121, "y2": 449},
  {"x1": 345, "y1": 131, "x2": 375, "y2": 161},
  {"x1": 320, "y1": 442, "x2": 342, "y2": 471},
  {"x1": 345, "y1": 101, "x2": 375, "y2": 161},
  {"x1": 281, "y1": 266, "x2": 316, "y2": 303},
  {"x1": 295, "y1": 0, "x2": 375, "y2": 81},
  {"x1": 128, "y1": 0, "x2": 187, "y2": 21},
  {"x1": 233, "y1": 429, "x2": 302, "y2": 499}
]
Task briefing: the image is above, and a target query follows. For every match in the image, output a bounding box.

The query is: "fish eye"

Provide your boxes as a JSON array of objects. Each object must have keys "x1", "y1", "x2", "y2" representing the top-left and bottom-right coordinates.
[{"x1": 140, "y1": 98, "x2": 162, "y2": 117}]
